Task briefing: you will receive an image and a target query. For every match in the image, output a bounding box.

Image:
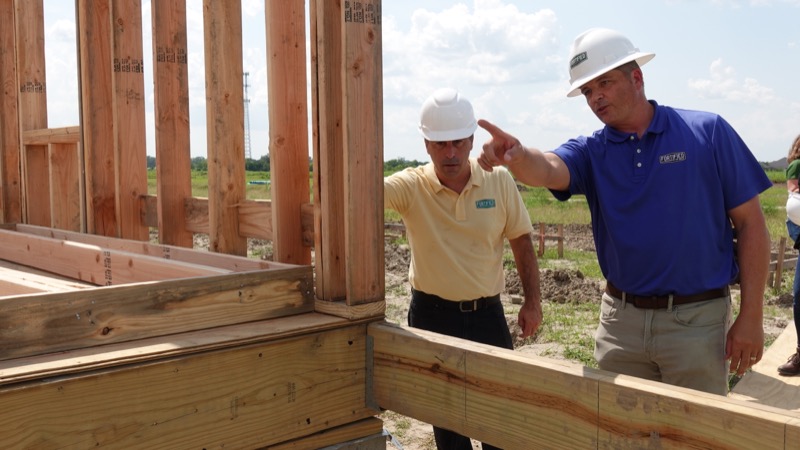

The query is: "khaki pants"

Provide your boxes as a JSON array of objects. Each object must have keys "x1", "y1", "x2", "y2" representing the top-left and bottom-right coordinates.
[{"x1": 594, "y1": 292, "x2": 732, "y2": 395}]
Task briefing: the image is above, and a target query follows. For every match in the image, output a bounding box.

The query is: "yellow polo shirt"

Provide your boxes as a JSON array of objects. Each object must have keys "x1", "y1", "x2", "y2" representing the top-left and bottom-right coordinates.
[{"x1": 384, "y1": 159, "x2": 533, "y2": 301}]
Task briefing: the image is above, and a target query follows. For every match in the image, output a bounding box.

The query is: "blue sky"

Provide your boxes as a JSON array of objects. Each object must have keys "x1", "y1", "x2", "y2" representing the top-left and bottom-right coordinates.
[{"x1": 42, "y1": 0, "x2": 800, "y2": 164}]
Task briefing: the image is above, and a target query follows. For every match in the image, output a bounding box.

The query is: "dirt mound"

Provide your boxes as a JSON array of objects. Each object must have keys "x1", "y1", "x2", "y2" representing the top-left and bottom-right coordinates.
[{"x1": 384, "y1": 223, "x2": 602, "y2": 311}]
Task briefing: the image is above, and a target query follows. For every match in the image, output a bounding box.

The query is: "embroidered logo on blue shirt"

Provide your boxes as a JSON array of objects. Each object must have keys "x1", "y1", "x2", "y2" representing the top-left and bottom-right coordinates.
[
  {"x1": 659, "y1": 152, "x2": 686, "y2": 164},
  {"x1": 476, "y1": 199, "x2": 496, "y2": 209}
]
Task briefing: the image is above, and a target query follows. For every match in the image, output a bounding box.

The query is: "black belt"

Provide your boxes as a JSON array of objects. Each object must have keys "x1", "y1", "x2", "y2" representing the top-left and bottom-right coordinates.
[
  {"x1": 605, "y1": 282, "x2": 729, "y2": 309},
  {"x1": 411, "y1": 289, "x2": 500, "y2": 312}
]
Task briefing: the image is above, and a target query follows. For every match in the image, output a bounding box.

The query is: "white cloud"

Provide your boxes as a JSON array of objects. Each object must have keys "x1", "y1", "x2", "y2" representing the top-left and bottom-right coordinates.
[
  {"x1": 242, "y1": 0, "x2": 264, "y2": 17},
  {"x1": 688, "y1": 58, "x2": 775, "y2": 103},
  {"x1": 383, "y1": 1, "x2": 559, "y2": 104}
]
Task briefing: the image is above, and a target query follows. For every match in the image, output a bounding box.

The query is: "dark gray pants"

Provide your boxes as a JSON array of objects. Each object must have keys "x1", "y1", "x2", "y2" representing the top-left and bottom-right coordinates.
[{"x1": 408, "y1": 289, "x2": 512, "y2": 450}]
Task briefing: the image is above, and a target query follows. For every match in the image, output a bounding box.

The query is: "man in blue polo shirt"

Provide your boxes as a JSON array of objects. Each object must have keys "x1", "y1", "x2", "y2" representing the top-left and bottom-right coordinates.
[{"x1": 477, "y1": 27, "x2": 771, "y2": 396}]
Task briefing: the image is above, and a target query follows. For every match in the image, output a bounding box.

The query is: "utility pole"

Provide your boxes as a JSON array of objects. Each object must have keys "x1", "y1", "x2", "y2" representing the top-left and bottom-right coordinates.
[{"x1": 243, "y1": 72, "x2": 252, "y2": 160}]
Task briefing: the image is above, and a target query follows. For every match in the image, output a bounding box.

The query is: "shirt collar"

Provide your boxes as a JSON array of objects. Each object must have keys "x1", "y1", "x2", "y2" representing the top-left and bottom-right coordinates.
[
  {"x1": 603, "y1": 100, "x2": 665, "y2": 143},
  {"x1": 423, "y1": 159, "x2": 483, "y2": 192}
]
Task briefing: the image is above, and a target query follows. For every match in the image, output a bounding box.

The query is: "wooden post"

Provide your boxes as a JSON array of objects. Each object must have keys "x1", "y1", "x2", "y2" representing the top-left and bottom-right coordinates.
[
  {"x1": 342, "y1": 0, "x2": 384, "y2": 305},
  {"x1": 16, "y1": 0, "x2": 49, "y2": 227},
  {"x1": 77, "y1": 0, "x2": 118, "y2": 237},
  {"x1": 557, "y1": 223, "x2": 564, "y2": 258},
  {"x1": 110, "y1": 0, "x2": 148, "y2": 241},
  {"x1": 310, "y1": 0, "x2": 346, "y2": 301},
  {"x1": 48, "y1": 143, "x2": 82, "y2": 231},
  {"x1": 775, "y1": 237, "x2": 787, "y2": 290},
  {"x1": 0, "y1": 0, "x2": 22, "y2": 224},
  {"x1": 202, "y1": 0, "x2": 247, "y2": 256},
  {"x1": 151, "y1": 0, "x2": 193, "y2": 248},
  {"x1": 538, "y1": 222, "x2": 545, "y2": 257},
  {"x1": 266, "y1": 0, "x2": 311, "y2": 265}
]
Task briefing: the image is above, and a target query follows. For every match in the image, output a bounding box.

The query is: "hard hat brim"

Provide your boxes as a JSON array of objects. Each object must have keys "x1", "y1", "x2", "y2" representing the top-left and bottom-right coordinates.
[
  {"x1": 566, "y1": 52, "x2": 655, "y2": 97},
  {"x1": 419, "y1": 122, "x2": 478, "y2": 142}
]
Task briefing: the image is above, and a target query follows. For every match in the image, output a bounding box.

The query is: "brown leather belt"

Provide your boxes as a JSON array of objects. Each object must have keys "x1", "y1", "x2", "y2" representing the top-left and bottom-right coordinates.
[{"x1": 605, "y1": 282, "x2": 729, "y2": 309}]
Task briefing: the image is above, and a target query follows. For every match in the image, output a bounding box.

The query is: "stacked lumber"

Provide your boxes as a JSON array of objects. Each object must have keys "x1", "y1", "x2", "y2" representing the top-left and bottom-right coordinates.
[{"x1": 0, "y1": 226, "x2": 381, "y2": 448}]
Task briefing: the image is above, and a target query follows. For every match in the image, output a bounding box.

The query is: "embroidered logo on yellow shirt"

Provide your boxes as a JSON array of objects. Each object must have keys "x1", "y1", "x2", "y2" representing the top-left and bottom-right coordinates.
[{"x1": 475, "y1": 199, "x2": 496, "y2": 209}]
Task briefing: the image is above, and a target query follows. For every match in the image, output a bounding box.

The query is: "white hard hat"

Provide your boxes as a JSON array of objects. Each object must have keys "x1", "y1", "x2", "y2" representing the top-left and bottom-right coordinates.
[
  {"x1": 788, "y1": 193, "x2": 800, "y2": 226},
  {"x1": 566, "y1": 28, "x2": 655, "y2": 97},
  {"x1": 418, "y1": 88, "x2": 477, "y2": 141}
]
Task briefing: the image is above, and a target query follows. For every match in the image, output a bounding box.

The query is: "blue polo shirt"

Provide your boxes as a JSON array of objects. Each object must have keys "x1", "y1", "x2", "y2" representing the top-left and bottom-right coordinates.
[{"x1": 551, "y1": 101, "x2": 771, "y2": 296}]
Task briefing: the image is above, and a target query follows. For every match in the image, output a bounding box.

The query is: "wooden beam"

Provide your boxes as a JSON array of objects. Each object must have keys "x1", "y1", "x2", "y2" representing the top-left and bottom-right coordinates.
[
  {"x1": 0, "y1": 265, "x2": 313, "y2": 360},
  {"x1": 314, "y1": 298, "x2": 385, "y2": 321},
  {"x1": 14, "y1": 223, "x2": 297, "y2": 271},
  {"x1": 0, "y1": 326, "x2": 375, "y2": 448},
  {"x1": 142, "y1": 195, "x2": 315, "y2": 246},
  {"x1": 48, "y1": 142, "x2": 83, "y2": 231},
  {"x1": 111, "y1": 0, "x2": 149, "y2": 241},
  {"x1": 369, "y1": 322, "x2": 800, "y2": 449},
  {"x1": 237, "y1": 198, "x2": 274, "y2": 239},
  {"x1": 731, "y1": 326, "x2": 800, "y2": 410},
  {"x1": 266, "y1": 0, "x2": 312, "y2": 265},
  {"x1": 0, "y1": 227, "x2": 230, "y2": 286},
  {"x1": 21, "y1": 126, "x2": 81, "y2": 145},
  {"x1": 77, "y1": 0, "x2": 119, "y2": 236},
  {"x1": 0, "y1": 0, "x2": 23, "y2": 224},
  {"x1": 16, "y1": 0, "x2": 49, "y2": 227},
  {"x1": 151, "y1": 0, "x2": 193, "y2": 248},
  {"x1": 14, "y1": 0, "x2": 47, "y2": 130},
  {"x1": 202, "y1": 0, "x2": 247, "y2": 256},
  {"x1": 22, "y1": 144, "x2": 50, "y2": 226},
  {"x1": 310, "y1": 0, "x2": 347, "y2": 302},
  {"x1": 0, "y1": 312, "x2": 344, "y2": 386},
  {"x1": 343, "y1": 0, "x2": 384, "y2": 305},
  {"x1": 0, "y1": 259, "x2": 90, "y2": 297},
  {"x1": 267, "y1": 418, "x2": 385, "y2": 450}
]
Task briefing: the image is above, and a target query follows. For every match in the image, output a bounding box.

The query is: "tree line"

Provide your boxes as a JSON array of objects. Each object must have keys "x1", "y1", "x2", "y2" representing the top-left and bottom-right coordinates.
[{"x1": 146, "y1": 155, "x2": 424, "y2": 173}]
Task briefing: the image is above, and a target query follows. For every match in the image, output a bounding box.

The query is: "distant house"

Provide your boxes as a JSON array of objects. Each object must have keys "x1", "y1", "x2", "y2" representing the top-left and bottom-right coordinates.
[{"x1": 763, "y1": 157, "x2": 788, "y2": 171}]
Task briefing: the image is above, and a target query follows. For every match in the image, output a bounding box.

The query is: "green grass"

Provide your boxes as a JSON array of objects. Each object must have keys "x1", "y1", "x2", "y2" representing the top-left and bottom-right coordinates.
[{"x1": 148, "y1": 169, "x2": 272, "y2": 200}]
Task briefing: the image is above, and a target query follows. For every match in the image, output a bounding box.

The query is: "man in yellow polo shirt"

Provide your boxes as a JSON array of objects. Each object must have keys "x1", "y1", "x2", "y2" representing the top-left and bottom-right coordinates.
[{"x1": 384, "y1": 88, "x2": 542, "y2": 450}]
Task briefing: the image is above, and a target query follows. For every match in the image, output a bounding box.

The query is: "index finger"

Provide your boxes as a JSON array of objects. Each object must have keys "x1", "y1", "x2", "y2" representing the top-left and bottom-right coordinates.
[{"x1": 477, "y1": 119, "x2": 510, "y2": 139}]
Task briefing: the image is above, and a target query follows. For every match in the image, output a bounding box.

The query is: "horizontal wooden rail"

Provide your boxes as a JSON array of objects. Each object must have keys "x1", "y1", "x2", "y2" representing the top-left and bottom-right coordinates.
[
  {"x1": 142, "y1": 195, "x2": 315, "y2": 246},
  {"x1": 22, "y1": 126, "x2": 81, "y2": 145},
  {"x1": 0, "y1": 265, "x2": 313, "y2": 361},
  {"x1": 12, "y1": 223, "x2": 295, "y2": 271},
  {"x1": 0, "y1": 323, "x2": 373, "y2": 448},
  {"x1": 0, "y1": 227, "x2": 229, "y2": 285},
  {"x1": 369, "y1": 321, "x2": 800, "y2": 449}
]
